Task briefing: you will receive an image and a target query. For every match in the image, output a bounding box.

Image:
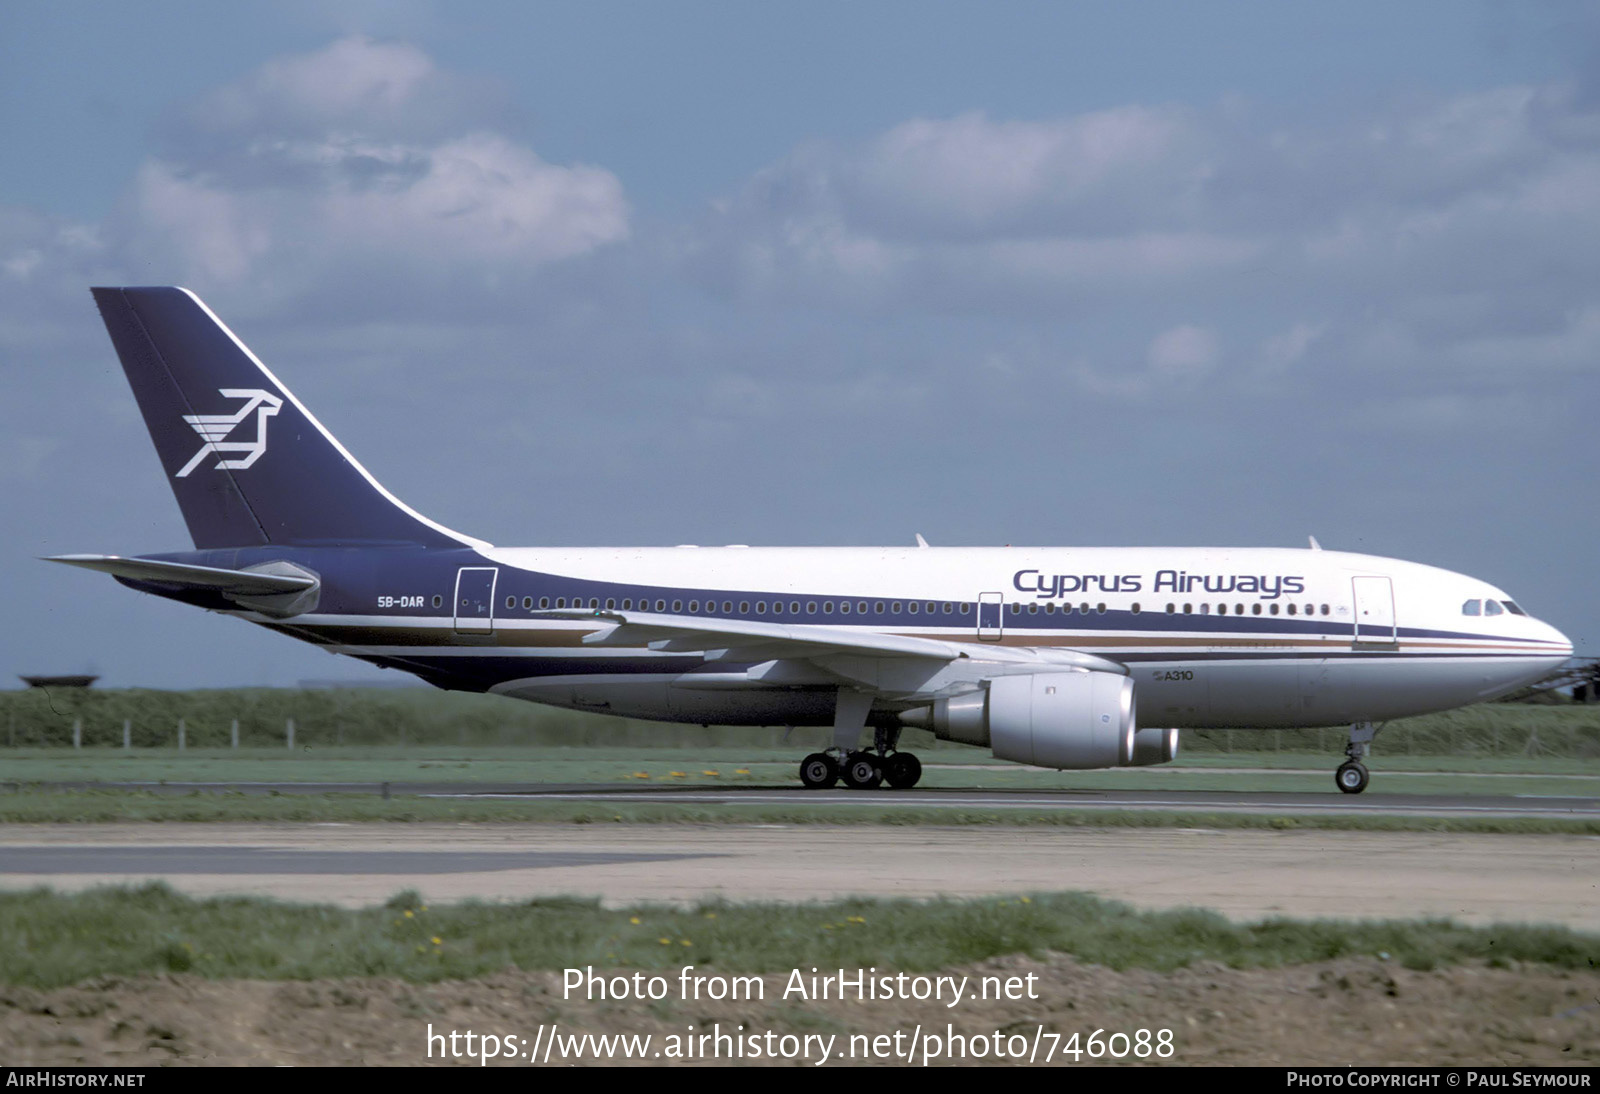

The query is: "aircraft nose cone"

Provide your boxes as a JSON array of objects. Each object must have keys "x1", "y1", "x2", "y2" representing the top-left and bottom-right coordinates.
[{"x1": 1541, "y1": 620, "x2": 1575, "y2": 661}]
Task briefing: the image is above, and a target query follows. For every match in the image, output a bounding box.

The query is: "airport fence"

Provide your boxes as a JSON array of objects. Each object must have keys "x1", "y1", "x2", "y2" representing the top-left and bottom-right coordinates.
[
  {"x1": 1, "y1": 687, "x2": 1597, "y2": 757},
  {"x1": 1183, "y1": 705, "x2": 1600, "y2": 757},
  {"x1": 0, "y1": 687, "x2": 855, "y2": 751}
]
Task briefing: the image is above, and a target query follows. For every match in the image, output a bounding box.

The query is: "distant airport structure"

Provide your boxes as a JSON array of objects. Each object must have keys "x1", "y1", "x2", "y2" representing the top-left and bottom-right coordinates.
[{"x1": 19, "y1": 675, "x2": 97, "y2": 689}]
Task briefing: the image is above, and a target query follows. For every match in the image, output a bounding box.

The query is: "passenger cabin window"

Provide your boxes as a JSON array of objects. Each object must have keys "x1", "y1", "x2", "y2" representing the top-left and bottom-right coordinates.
[{"x1": 1462, "y1": 599, "x2": 1482, "y2": 616}]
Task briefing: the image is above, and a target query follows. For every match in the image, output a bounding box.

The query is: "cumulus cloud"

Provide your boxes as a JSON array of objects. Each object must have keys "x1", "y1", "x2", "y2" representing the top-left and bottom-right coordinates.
[
  {"x1": 1147, "y1": 325, "x2": 1219, "y2": 379},
  {"x1": 108, "y1": 36, "x2": 629, "y2": 301},
  {"x1": 689, "y1": 82, "x2": 1600, "y2": 384}
]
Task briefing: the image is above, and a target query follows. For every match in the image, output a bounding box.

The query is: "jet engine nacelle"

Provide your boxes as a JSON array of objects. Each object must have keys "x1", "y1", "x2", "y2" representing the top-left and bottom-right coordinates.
[{"x1": 909, "y1": 670, "x2": 1137, "y2": 770}]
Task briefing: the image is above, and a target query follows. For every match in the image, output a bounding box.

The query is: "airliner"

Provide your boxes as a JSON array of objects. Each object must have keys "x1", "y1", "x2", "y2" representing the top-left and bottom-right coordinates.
[{"x1": 51, "y1": 287, "x2": 1574, "y2": 794}]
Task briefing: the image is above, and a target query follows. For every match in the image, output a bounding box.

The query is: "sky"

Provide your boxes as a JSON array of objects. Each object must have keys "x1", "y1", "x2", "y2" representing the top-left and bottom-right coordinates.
[{"x1": 3, "y1": 1, "x2": 1600, "y2": 688}]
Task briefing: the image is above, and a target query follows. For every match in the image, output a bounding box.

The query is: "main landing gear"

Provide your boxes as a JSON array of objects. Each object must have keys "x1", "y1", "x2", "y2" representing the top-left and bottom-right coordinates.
[
  {"x1": 799, "y1": 727, "x2": 923, "y2": 790},
  {"x1": 1334, "y1": 721, "x2": 1380, "y2": 794}
]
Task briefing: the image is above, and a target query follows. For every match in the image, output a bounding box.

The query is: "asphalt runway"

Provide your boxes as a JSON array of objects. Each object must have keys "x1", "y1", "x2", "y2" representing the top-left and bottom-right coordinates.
[
  {"x1": 2, "y1": 823, "x2": 1596, "y2": 929},
  {"x1": 37, "y1": 780, "x2": 1600, "y2": 819}
]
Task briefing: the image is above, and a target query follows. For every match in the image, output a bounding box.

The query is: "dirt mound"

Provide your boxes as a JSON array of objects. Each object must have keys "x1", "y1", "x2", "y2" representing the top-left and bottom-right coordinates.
[{"x1": 3, "y1": 955, "x2": 1596, "y2": 1066}]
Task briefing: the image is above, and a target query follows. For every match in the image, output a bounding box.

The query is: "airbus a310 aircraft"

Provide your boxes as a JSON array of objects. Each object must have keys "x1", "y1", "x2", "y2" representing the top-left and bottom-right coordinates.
[{"x1": 52, "y1": 288, "x2": 1574, "y2": 794}]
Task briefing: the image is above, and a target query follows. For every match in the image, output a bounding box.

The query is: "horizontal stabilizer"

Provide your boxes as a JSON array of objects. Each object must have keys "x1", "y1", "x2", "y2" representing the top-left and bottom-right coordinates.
[
  {"x1": 45, "y1": 554, "x2": 314, "y2": 594},
  {"x1": 45, "y1": 555, "x2": 321, "y2": 618}
]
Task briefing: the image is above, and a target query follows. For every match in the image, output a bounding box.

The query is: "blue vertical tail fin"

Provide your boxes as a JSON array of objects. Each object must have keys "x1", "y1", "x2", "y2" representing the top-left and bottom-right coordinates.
[{"x1": 91, "y1": 286, "x2": 483, "y2": 550}]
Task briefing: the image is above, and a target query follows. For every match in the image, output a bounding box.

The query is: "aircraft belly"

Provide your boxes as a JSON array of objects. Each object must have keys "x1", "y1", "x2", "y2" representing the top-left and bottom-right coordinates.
[
  {"x1": 490, "y1": 675, "x2": 838, "y2": 726},
  {"x1": 1148, "y1": 656, "x2": 1555, "y2": 729}
]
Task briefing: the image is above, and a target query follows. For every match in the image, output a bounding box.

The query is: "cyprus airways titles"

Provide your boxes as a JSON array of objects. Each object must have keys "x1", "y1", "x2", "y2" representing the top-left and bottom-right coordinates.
[
  {"x1": 50, "y1": 287, "x2": 1573, "y2": 796},
  {"x1": 1015, "y1": 569, "x2": 1306, "y2": 598}
]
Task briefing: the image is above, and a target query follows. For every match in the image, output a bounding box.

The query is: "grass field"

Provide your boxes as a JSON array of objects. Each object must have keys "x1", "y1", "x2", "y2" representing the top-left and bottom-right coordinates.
[
  {"x1": 3, "y1": 689, "x2": 1594, "y2": 829},
  {"x1": 3, "y1": 882, "x2": 1595, "y2": 989},
  {"x1": 5, "y1": 687, "x2": 1599, "y2": 756},
  {"x1": 1, "y1": 790, "x2": 1597, "y2": 833}
]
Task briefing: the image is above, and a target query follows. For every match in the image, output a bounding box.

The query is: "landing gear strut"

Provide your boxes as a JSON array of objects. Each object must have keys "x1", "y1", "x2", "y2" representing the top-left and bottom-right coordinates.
[{"x1": 1335, "y1": 721, "x2": 1380, "y2": 794}]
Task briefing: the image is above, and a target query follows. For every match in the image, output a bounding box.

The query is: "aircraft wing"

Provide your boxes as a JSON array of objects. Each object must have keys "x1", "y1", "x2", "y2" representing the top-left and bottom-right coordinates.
[{"x1": 533, "y1": 607, "x2": 1127, "y2": 674}]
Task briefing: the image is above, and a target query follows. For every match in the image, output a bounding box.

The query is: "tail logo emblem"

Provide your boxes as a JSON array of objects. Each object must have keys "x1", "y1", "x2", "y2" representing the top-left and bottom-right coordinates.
[{"x1": 176, "y1": 388, "x2": 284, "y2": 478}]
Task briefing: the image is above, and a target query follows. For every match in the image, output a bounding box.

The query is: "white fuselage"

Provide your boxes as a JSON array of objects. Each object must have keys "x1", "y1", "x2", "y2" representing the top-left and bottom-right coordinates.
[{"x1": 293, "y1": 544, "x2": 1572, "y2": 731}]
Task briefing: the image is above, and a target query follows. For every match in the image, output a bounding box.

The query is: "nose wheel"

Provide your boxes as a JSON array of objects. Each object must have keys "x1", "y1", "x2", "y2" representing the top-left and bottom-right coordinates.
[{"x1": 1335, "y1": 761, "x2": 1369, "y2": 794}]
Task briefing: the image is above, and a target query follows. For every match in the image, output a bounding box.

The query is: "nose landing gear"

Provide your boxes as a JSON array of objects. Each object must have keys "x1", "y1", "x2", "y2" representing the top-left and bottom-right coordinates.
[{"x1": 1335, "y1": 721, "x2": 1380, "y2": 794}]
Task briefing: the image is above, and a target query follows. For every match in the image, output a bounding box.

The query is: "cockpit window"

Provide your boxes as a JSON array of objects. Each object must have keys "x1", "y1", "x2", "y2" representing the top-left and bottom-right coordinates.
[
  {"x1": 1484, "y1": 600, "x2": 1504, "y2": 616},
  {"x1": 1462, "y1": 599, "x2": 1481, "y2": 616},
  {"x1": 1502, "y1": 600, "x2": 1527, "y2": 616}
]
